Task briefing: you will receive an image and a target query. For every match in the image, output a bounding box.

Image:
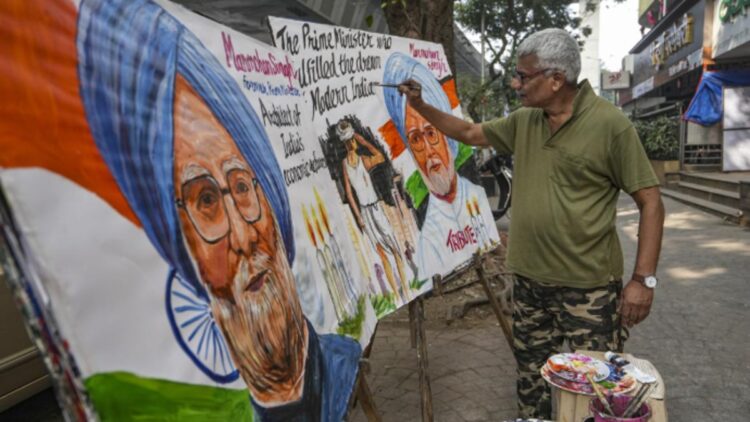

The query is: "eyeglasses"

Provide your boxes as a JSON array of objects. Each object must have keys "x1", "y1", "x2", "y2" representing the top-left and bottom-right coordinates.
[
  {"x1": 407, "y1": 125, "x2": 442, "y2": 152},
  {"x1": 176, "y1": 169, "x2": 262, "y2": 243},
  {"x1": 512, "y1": 68, "x2": 553, "y2": 84}
]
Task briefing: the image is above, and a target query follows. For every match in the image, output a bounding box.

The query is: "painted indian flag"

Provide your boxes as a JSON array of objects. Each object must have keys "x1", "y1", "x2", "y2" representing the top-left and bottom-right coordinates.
[{"x1": 1, "y1": 168, "x2": 253, "y2": 420}]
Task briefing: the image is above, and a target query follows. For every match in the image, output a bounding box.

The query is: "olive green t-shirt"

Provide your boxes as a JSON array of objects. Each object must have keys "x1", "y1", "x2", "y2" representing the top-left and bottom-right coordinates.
[{"x1": 481, "y1": 80, "x2": 658, "y2": 288}]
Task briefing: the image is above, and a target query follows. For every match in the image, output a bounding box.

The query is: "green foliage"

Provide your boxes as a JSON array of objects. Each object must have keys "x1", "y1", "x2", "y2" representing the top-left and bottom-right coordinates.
[
  {"x1": 367, "y1": 0, "x2": 408, "y2": 27},
  {"x1": 454, "y1": 0, "x2": 623, "y2": 120},
  {"x1": 337, "y1": 296, "x2": 367, "y2": 340},
  {"x1": 409, "y1": 277, "x2": 429, "y2": 290},
  {"x1": 370, "y1": 293, "x2": 397, "y2": 318},
  {"x1": 384, "y1": 0, "x2": 407, "y2": 7},
  {"x1": 632, "y1": 116, "x2": 680, "y2": 161},
  {"x1": 456, "y1": 74, "x2": 512, "y2": 120}
]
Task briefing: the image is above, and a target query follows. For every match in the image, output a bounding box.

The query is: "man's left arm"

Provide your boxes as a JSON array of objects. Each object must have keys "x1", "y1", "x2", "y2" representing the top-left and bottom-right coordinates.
[{"x1": 621, "y1": 186, "x2": 665, "y2": 327}]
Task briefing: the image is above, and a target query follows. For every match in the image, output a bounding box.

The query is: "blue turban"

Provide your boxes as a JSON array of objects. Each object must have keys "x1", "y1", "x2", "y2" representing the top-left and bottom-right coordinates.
[
  {"x1": 77, "y1": 0, "x2": 294, "y2": 295},
  {"x1": 382, "y1": 52, "x2": 458, "y2": 159}
]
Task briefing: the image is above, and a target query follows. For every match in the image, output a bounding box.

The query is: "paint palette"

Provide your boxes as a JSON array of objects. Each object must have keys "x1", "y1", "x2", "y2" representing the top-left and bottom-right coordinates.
[
  {"x1": 546, "y1": 353, "x2": 610, "y2": 383},
  {"x1": 541, "y1": 363, "x2": 637, "y2": 396}
]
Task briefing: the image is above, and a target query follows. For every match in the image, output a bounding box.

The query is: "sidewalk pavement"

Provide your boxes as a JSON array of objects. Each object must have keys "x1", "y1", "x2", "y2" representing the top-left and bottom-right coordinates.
[{"x1": 350, "y1": 193, "x2": 750, "y2": 422}]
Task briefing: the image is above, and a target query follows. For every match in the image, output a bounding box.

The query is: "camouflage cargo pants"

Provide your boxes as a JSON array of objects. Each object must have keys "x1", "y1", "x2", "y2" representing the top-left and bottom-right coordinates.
[{"x1": 512, "y1": 274, "x2": 628, "y2": 419}]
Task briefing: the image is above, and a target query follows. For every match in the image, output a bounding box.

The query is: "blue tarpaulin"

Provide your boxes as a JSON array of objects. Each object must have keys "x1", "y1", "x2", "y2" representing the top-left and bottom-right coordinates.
[{"x1": 684, "y1": 70, "x2": 750, "y2": 126}]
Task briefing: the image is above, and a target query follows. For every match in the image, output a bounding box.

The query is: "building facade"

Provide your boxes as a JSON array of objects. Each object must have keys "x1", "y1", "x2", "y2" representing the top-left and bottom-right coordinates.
[
  {"x1": 616, "y1": 0, "x2": 714, "y2": 169},
  {"x1": 708, "y1": 0, "x2": 750, "y2": 171},
  {"x1": 614, "y1": 0, "x2": 750, "y2": 172}
]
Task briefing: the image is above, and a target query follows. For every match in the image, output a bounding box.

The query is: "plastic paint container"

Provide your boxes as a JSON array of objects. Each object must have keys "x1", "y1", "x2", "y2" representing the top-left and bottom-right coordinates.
[{"x1": 589, "y1": 395, "x2": 651, "y2": 422}]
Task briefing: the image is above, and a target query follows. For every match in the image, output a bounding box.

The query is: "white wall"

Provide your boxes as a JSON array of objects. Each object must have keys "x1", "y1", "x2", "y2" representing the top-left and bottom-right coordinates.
[{"x1": 579, "y1": 0, "x2": 602, "y2": 93}]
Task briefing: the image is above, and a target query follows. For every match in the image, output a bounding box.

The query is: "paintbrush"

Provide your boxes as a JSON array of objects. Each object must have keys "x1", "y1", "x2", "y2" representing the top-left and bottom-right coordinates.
[
  {"x1": 621, "y1": 383, "x2": 653, "y2": 418},
  {"x1": 619, "y1": 384, "x2": 644, "y2": 418},
  {"x1": 369, "y1": 82, "x2": 401, "y2": 88},
  {"x1": 586, "y1": 373, "x2": 616, "y2": 416},
  {"x1": 369, "y1": 81, "x2": 422, "y2": 91}
]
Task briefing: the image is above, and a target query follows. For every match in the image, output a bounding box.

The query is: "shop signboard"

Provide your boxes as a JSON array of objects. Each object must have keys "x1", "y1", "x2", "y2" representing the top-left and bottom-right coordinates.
[
  {"x1": 601, "y1": 70, "x2": 631, "y2": 90},
  {"x1": 718, "y1": 0, "x2": 750, "y2": 23},
  {"x1": 713, "y1": 0, "x2": 750, "y2": 58},
  {"x1": 650, "y1": 13, "x2": 695, "y2": 69},
  {"x1": 631, "y1": 1, "x2": 705, "y2": 86},
  {"x1": 667, "y1": 49, "x2": 703, "y2": 78},
  {"x1": 633, "y1": 76, "x2": 655, "y2": 99}
]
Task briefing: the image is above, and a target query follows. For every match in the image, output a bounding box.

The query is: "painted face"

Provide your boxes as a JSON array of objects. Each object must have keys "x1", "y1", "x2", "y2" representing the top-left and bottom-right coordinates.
[
  {"x1": 172, "y1": 75, "x2": 305, "y2": 400},
  {"x1": 404, "y1": 103, "x2": 456, "y2": 197},
  {"x1": 512, "y1": 54, "x2": 555, "y2": 108}
]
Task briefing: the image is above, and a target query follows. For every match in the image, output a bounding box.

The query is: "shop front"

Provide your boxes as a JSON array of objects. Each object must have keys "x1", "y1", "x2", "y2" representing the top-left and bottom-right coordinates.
[
  {"x1": 620, "y1": 0, "x2": 712, "y2": 169},
  {"x1": 684, "y1": 0, "x2": 750, "y2": 171}
]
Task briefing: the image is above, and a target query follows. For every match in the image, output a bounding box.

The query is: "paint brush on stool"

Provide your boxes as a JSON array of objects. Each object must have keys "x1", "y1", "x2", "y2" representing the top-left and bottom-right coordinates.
[
  {"x1": 586, "y1": 373, "x2": 616, "y2": 416},
  {"x1": 621, "y1": 383, "x2": 654, "y2": 418}
]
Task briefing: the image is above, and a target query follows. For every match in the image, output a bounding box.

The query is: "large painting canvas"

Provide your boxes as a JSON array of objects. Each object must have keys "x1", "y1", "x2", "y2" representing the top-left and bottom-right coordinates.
[
  {"x1": 267, "y1": 17, "x2": 500, "y2": 293},
  {"x1": 0, "y1": 1, "x2": 499, "y2": 420}
]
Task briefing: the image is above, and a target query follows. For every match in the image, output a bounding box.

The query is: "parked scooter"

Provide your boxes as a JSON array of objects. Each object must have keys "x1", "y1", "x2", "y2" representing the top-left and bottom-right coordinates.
[{"x1": 479, "y1": 154, "x2": 513, "y2": 220}]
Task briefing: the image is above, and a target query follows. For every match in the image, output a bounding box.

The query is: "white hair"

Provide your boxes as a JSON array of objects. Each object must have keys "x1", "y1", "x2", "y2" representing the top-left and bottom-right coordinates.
[{"x1": 517, "y1": 28, "x2": 581, "y2": 84}]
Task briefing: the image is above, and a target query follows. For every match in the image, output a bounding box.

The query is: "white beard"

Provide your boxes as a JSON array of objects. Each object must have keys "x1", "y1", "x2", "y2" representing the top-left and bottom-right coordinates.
[
  {"x1": 209, "y1": 240, "x2": 307, "y2": 395},
  {"x1": 423, "y1": 157, "x2": 455, "y2": 197}
]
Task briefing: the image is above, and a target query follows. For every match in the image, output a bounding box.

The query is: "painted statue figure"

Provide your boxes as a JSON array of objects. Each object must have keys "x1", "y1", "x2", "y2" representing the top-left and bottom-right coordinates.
[{"x1": 337, "y1": 119, "x2": 411, "y2": 302}]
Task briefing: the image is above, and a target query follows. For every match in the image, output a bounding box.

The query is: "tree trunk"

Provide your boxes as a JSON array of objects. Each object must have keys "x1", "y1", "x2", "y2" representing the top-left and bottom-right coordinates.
[
  {"x1": 382, "y1": 0, "x2": 456, "y2": 77},
  {"x1": 467, "y1": 95, "x2": 482, "y2": 122}
]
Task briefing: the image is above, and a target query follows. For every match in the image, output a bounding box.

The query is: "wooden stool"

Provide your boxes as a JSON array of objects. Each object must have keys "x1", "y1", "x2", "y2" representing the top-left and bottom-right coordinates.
[{"x1": 553, "y1": 350, "x2": 668, "y2": 422}]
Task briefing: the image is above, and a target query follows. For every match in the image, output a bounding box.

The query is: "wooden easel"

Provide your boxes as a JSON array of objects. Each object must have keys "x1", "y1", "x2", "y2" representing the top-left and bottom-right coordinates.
[
  {"x1": 349, "y1": 329, "x2": 382, "y2": 422},
  {"x1": 405, "y1": 247, "x2": 514, "y2": 422},
  {"x1": 408, "y1": 294, "x2": 433, "y2": 422},
  {"x1": 348, "y1": 294, "x2": 436, "y2": 422},
  {"x1": 473, "y1": 251, "x2": 514, "y2": 347},
  {"x1": 350, "y1": 245, "x2": 514, "y2": 422}
]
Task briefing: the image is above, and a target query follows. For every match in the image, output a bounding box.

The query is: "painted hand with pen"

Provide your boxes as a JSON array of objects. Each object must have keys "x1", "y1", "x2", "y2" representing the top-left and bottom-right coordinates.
[{"x1": 397, "y1": 79, "x2": 424, "y2": 109}]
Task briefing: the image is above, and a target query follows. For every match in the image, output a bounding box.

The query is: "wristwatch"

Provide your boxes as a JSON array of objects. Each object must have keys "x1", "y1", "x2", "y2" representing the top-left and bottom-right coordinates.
[{"x1": 631, "y1": 273, "x2": 658, "y2": 288}]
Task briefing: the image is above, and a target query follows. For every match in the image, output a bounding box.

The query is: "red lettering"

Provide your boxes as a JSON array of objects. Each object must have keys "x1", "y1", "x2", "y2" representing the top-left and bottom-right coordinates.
[
  {"x1": 220, "y1": 34, "x2": 296, "y2": 85},
  {"x1": 445, "y1": 229, "x2": 454, "y2": 250},
  {"x1": 444, "y1": 225, "x2": 478, "y2": 253},
  {"x1": 222, "y1": 32, "x2": 234, "y2": 68}
]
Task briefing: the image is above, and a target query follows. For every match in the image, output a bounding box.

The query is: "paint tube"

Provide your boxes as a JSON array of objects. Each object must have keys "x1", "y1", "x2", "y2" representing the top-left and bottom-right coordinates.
[{"x1": 605, "y1": 352, "x2": 657, "y2": 384}]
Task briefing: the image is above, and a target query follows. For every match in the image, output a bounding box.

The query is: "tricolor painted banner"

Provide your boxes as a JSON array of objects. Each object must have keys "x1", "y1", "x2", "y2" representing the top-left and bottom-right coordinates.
[{"x1": 0, "y1": 0, "x2": 498, "y2": 420}]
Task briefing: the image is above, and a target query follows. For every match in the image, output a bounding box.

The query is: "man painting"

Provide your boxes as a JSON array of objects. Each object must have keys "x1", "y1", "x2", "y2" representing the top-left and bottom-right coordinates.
[
  {"x1": 382, "y1": 53, "x2": 498, "y2": 276},
  {"x1": 77, "y1": 0, "x2": 360, "y2": 420},
  {"x1": 397, "y1": 29, "x2": 665, "y2": 419}
]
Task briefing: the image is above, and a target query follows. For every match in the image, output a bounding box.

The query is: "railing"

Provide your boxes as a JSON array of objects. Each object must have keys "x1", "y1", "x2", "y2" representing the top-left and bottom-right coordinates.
[{"x1": 682, "y1": 144, "x2": 722, "y2": 166}]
